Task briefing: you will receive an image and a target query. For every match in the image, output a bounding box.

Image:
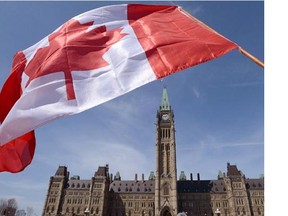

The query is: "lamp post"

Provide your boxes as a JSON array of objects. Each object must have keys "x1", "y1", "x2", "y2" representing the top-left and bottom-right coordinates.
[
  {"x1": 214, "y1": 208, "x2": 221, "y2": 216},
  {"x1": 84, "y1": 208, "x2": 90, "y2": 216}
]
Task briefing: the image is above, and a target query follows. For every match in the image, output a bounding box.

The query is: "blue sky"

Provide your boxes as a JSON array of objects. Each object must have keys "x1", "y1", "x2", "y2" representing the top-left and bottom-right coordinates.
[{"x1": 0, "y1": 1, "x2": 265, "y2": 215}]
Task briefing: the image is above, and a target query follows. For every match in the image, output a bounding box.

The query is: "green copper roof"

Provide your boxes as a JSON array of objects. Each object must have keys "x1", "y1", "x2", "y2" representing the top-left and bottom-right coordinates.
[
  {"x1": 160, "y1": 87, "x2": 170, "y2": 110},
  {"x1": 179, "y1": 171, "x2": 187, "y2": 181}
]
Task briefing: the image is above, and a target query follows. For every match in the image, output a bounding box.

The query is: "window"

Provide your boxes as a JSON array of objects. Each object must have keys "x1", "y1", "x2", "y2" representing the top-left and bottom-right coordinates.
[
  {"x1": 164, "y1": 185, "x2": 169, "y2": 196},
  {"x1": 237, "y1": 207, "x2": 240, "y2": 215}
]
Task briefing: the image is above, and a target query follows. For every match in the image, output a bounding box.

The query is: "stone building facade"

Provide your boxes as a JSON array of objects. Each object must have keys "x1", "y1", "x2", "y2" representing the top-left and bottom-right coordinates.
[{"x1": 42, "y1": 88, "x2": 264, "y2": 216}]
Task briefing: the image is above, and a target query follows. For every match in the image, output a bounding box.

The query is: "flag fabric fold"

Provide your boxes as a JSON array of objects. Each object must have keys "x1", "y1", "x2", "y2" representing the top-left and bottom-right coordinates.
[{"x1": 0, "y1": 4, "x2": 238, "y2": 172}]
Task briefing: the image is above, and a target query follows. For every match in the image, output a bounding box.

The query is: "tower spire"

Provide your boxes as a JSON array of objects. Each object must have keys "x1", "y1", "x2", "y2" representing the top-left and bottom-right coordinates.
[{"x1": 160, "y1": 86, "x2": 170, "y2": 111}]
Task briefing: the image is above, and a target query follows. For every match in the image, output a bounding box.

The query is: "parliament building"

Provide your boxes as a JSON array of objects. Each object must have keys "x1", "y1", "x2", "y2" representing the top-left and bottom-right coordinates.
[{"x1": 42, "y1": 88, "x2": 264, "y2": 216}]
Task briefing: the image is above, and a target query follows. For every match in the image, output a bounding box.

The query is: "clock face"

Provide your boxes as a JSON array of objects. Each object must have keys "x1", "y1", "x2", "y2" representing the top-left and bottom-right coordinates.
[{"x1": 162, "y1": 114, "x2": 169, "y2": 120}]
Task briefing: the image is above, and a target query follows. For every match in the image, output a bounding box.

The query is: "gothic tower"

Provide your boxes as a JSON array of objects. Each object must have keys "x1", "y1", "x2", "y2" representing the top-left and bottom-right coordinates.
[
  {"x1": 155, "y1": 87, "x2": 178, "y2": 216},
  {"x1": 42, "y1": 166, "x2": 69, "y2": 215},
  {"x1": 224, "y1": 163, "x2": 252, "y2": 216}
]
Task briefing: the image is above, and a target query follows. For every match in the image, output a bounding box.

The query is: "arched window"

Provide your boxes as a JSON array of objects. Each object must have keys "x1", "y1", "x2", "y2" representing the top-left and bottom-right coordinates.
[
  {"x1": 66, "y1": 207, "x2": 69, "y2": 213},
  {"x1": 164, "y1": 185, "x2": 169, "y2": 195},
  {"x1": 237, "y1": 207, "x2": 240, "y2": 215}
]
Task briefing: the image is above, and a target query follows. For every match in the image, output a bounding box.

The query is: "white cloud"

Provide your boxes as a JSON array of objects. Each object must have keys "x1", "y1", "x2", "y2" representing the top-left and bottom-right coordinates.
[
  {"x1": 213, "y1": 141, "x2": 263, "y2": 148},
  {"x1": 190, "y1": 5, "x2": 204, "y2": 16},
  {"x1": 229, "y1": 81, "x2": 263, "y2": 87},
  {"x1": 37, "y1": 133, "x2": 154, "y2": 180},
  {"x1": 71, "y1": 142, "x2": 152, "y2": 179},
  {"x1": 0, "y1": 180, "x2": 46, "y2": 191},
  {"x1": 192, "y1": 87, "x2": 200, "y2": 98}
]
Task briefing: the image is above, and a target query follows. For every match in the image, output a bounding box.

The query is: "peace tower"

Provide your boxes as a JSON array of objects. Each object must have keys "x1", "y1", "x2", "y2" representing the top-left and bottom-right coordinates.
[{"x1": 155, "y1": 87, "x2": 178, "y2": 216}]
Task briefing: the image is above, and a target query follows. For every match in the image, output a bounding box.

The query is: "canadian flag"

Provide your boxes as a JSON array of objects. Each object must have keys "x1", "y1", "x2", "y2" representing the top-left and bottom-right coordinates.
[{"x1": 0, "y1": 4, "x2": 238, "y2": 172}]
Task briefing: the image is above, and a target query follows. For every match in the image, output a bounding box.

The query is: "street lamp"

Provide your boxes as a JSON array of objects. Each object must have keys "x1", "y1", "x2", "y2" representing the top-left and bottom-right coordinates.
[
  {"x1": 214, "y1": 208, "x2": 221, "y2": 216},
  {"x1": 84, "y1": 208, "x2": 90, "y2": 216}
]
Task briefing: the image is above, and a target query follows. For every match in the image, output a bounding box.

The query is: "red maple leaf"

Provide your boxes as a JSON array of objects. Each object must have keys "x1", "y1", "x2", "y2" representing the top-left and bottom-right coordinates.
[{"x1": 24, "y1": 19, "x2": 127, "y2": 100}]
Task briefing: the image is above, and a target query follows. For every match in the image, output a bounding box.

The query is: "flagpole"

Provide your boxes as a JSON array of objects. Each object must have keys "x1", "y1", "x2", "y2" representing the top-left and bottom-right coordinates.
[
  {"x1": 179, "y1": 7, "x2": 264, "y2": 69},
  {"x1": 238, "y1": 47, "x2": 264, "y2": 68}
]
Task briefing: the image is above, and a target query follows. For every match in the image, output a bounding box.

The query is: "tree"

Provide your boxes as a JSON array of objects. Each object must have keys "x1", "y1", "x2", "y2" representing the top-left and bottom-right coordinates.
[
  {"x1": 0, "y1": 198, "x2": 18, "y2": 216},
  {"x1": 7, "y1": 198, "x2": 18, "y2": 209},
  {"x1": 0, "y1": 199, "x2": 7, "y2": 215},
  {"x1": 0, "y1": 198, "x2": 34, "y2": 216},
  {"x1": 26, "y1": 207, "x2": 34, "y2": 216},
  {"x1": 16, "y1": 209, "x2": 26, "y2": 216}
]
